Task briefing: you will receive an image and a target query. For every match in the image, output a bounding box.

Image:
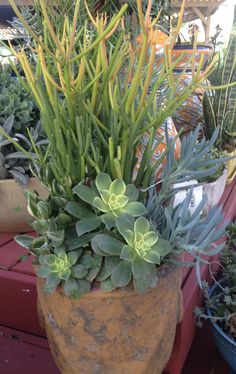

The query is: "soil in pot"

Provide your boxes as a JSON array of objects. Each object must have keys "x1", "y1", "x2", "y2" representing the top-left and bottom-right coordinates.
[{"x1": 37, "y1": 263, "x2": 183, "y2": 374}]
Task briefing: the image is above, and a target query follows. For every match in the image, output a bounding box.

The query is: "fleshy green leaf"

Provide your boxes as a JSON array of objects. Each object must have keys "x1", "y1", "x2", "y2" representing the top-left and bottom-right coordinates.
[
  {"x1": 125, "y1": 184, "x2": 139, "y2": 201},
  {"x1": 134, "y1": 216, "x2": 150, "y2": 234},
  {"x1": 77, "y1": 279, "x2": 91, "y2": 294},
  {"x1": 63, "y1": 277, "x2": 79, "y2": 296},
  {"x1": 95, "y1": 173, "x2": 112, "y2": 192},
  {"x1": 65, "y1": 201, "x2": 95, "y2": 219},
  {"x1": 46, "y1": 273, "x2": 61, "y2": 288},
  {"x1": 73, "y1": 184, "x2": 97, "y2": 205},
  {"x1": 47, "y1": 229, "x2": 65, "y2": 247},
  {"x1": 155, "y1": 238, "x2": 172, "y2": 257},
  {"x1": 67, "y1": 251, "x2": 80, "y2": 265},
  {"x1": 105, "y1": 256, "x2": 122, "y2": 272},
  {"x1": 116, "y1": 195, "x2": 129, "y2": 208},
  {"x1": 102, "y1": 212, "x2": 115, "y2": 229},
  {"x1": 37, "y1": 265, "x2": 51, "y2": 278},
  {"x1": 86, "y1": 255, "x2": 102, "y2": 282},
  {"x1": 116, "y1": 214, "x2": 134, "y2": 234},
  {"x1": 45, "y1": 254, "x2": 56, "y2": 266},
  {"x1": 96, "y1": 261, "x2": 111, "y2": 282},
  {"x1": 14, "y1": 235, "x2": 34, "y2": 249},
  {"x1": 132, "y1": 258, "x2": 155, "y2": 280},
  {"x1": 93, "y1": 197, "x2": 109, "y2": 212},
  {"x1": 71, "y1": 264, "x2": 88, "y2": 278},
  {"x1": 122, "y1": 230, "x2": 134, "y2": 247},
  {"x1": 120, "y1": 245, "x2": 135, "y2": 261},
  {"x1": 124, "y1": 202, "x2": 146, "y2": 216},
  {"x1": 59, "y1": 268, "x2": 71, "y2": 280},
  {"x1": 91, "y1": 234, "x2": 123, "y2": 255},
  {"x1": 144, "y1": 231, "x2": 158, "y2": 246},
  {"x1": 100, "y1": 190, "x2": 110, "y2": 204},
  {"x1": 109, "y1": 179, "x2": 126, "y2": 195},
  {"x1": 143, "y1": 250, "x2": 160, "y2": 264},
  {"x1": 100, "y1": 278, "x2": 117, "y2": 292},
  {"x1": 111, "y1": 260, "x2": 132, "y2": 287},
  {"x1": 76, "y1": 216, "x2": 101, "y2": 236}
]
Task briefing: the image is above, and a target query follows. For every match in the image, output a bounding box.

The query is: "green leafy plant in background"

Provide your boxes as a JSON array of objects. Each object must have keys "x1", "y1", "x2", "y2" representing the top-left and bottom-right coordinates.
[
  {"x1": 0, "y1": 69, "x2": 39, "y2": 132},
  {"x1": 0, "y1": 115, "x2": 44, "y2": 185},
  {"x1": 203, "y1": 5, "x2": 236, "y2": 152}
]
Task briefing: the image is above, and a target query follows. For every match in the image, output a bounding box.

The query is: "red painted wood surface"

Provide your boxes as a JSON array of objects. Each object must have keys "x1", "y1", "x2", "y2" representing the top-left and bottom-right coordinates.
[
  {"x1": 0, "y1": 269, "x2": 44, "y2": 337},
  {"x1": 182, "y1": 322, "x2": 230, "y2": 374},
  {"x1": 0, "y1": 326, "x2": 59, "y2": 374}
]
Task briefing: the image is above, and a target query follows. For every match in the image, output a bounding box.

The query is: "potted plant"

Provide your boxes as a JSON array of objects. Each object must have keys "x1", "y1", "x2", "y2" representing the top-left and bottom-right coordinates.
[
  {"x1": 2, "y1": 0, "x2": 230, "y2": 372},
  {"x1": 0, "y1": 69, "x2": 47, "y2": 232},
  {"x1": 195, "y1": 221, "x2": 236, "y2": 372},
  {"x1": 0, "y1": 114, "x2": 47, "y2": 232},
  {"x1": 202, "y1": 5, "x2": 236, "y2": 185}
]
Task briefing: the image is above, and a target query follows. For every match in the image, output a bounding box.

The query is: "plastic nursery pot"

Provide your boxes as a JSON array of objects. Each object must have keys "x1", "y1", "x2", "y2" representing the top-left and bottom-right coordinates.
[
  {"x1": 226, "y1": 150, "x2": 236, "y2": 185},
  {"x1": 206, "y1": 278, "x2": 236, "y2": 373},
  {"x1": 36, "y1": 263, "x2": 183, "y2": 374},
  {"x1": 202, "y1": 168, "x2": 227, "y2": 215},
  {"x1": 0, "y1": 177, "x2": 48, "y2": 233}
]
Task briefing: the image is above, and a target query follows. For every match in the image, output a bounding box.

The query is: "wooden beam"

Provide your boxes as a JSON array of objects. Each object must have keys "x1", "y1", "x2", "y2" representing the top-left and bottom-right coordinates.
[{"x1": 192, "y1": 7, "x2": 207, "y2": 25}]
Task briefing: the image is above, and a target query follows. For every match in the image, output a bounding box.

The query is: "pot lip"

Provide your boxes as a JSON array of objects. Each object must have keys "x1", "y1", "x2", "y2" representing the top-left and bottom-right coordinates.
[
  {"x1": 206, "y1": 277, "x2": 236, "y2": 347},
  {"x1": 173, "y1": 44, "x2": 212, "y2": 51}
]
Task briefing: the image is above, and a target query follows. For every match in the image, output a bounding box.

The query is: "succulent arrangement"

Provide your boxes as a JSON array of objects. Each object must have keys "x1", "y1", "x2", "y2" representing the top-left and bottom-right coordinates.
[{"x1": 1, "y1": 0, "x2": 228, "y2": 299}]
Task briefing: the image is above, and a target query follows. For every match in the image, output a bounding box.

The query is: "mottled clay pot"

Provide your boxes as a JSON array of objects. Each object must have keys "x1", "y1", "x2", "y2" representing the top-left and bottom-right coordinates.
[
  {"x1": 0, "y1": 177, "x2": 47, "y2": 233},
  {"x1": 37, "y1": 264, "x2": 183, "y2": 374}
]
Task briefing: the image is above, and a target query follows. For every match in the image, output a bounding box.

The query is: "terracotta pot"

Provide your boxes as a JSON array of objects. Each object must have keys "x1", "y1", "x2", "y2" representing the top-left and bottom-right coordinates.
[
  {"x1": 0, "y1": 177, "x2": 48, "y2": 233},
  {"x1": 37, "y1": 264, "x2": 183, "y2": 374},
  {"x1": 202, "y1": 168, "x2": 227, "y2": 215}
]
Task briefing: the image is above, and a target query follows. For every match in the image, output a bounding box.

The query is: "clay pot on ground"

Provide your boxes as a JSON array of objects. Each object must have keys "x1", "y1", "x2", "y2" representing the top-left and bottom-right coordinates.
[
  {"x1": 202, "y1": 168, "x2": 227, "y2": 215},
  {"x1": 0, "y1": 177, "x2": 48, "y2": 233},
  {"x1": 37, "y1": 263, "x2": 183, "y2": 374}
]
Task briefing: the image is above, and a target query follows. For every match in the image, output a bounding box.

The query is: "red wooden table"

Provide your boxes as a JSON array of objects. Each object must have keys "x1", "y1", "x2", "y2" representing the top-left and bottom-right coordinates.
[{"x1": 0, "y1": 179, "x2": 235, "y2": 373}]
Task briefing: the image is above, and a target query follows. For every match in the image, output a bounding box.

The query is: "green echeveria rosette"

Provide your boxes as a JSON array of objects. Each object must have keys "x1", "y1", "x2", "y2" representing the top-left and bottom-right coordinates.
[
  {"x1": 67, "y1": 173, "x2": 147, "y2": 235},
  {"x1": 37, "y1": 249, "x2": 89, "y2": 295},
  {"x1": 91, "y1": 214, "x2": 172, "y2": 293},
  {"x1": 94, "y1": 173, "x2": 145, "y2": 217}
]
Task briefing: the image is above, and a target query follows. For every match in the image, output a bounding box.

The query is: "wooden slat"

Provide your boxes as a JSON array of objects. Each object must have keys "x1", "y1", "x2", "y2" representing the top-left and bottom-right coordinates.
[
  {"x1": 0, "y1": 233, "x2": 15, "y2": 247},
  {"x1": 0, "y1": 240, "x2": 28, "y2": 270},
  {"x1": 0, "y1": 270, "x2": 44, "y2": 336},
  {"x1": 0, "y1": 325, "x2": 59, "y2": 374},
  {"x1": 12, "y1": 255, "x2": 35, "y2": 276}
]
